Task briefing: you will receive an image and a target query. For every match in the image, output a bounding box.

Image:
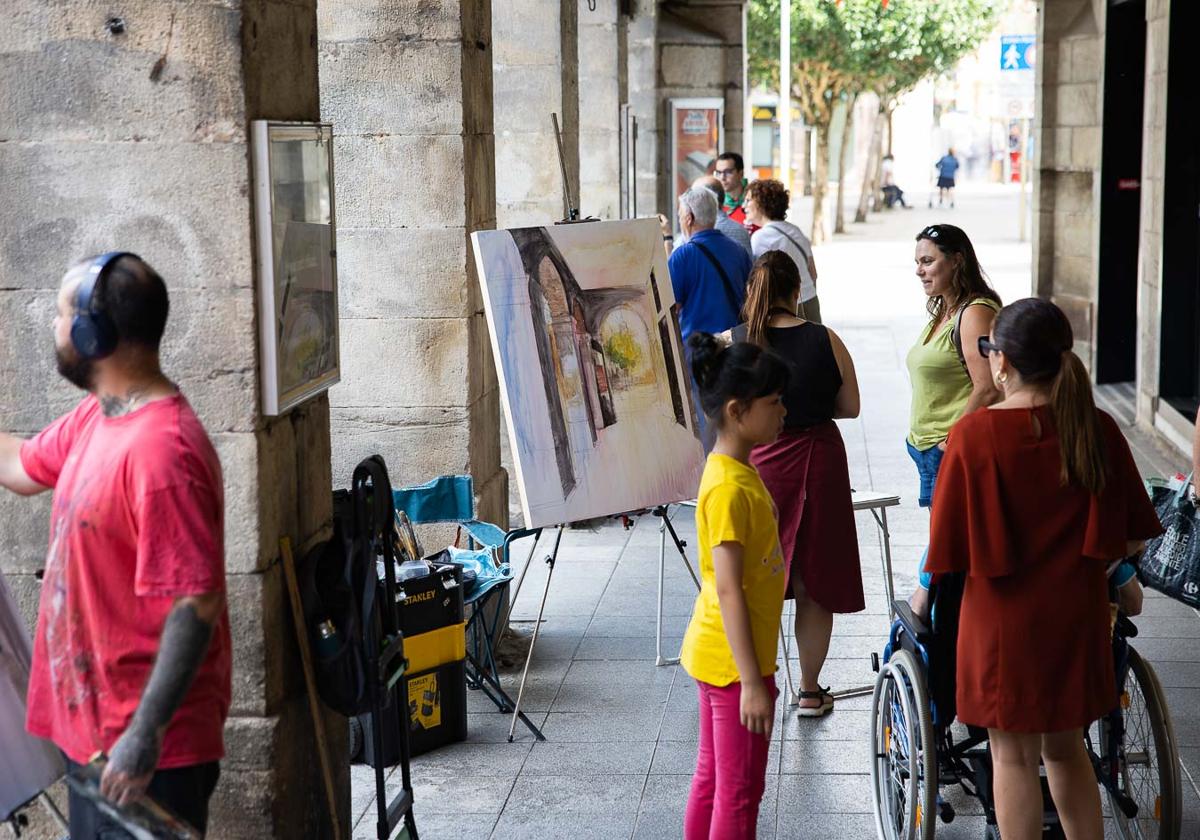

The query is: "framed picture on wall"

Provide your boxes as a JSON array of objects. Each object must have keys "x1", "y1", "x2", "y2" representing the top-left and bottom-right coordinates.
[
  {"x1": 251, "y1": 120, "x2": 341, "y2": 416},
  {"x1": 667, "y1": 98, "x2": 724, "y2": 235}
]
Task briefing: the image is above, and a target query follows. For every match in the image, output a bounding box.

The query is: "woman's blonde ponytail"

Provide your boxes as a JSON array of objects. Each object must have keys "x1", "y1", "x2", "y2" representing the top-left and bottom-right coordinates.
[{"x1": 741, "y1": 251, "x2": 800, "y2": 348}]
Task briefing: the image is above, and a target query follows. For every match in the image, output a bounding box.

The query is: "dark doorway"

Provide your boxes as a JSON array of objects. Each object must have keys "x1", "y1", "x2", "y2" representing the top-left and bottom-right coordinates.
[
  {"x1": 1159, "y1": 0, "x2": 1200, "y2": 420},
  {"x1": 1095, "y1": 0, "x2": 1146, "y2": 384}
]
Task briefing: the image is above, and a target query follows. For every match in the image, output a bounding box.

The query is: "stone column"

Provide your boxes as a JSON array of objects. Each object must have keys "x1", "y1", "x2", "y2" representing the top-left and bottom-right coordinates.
[
  {"x1": 319, "y1": 0, "x2": 507, "y2": 525},
  {"x1": 1134, "y1": 0, "x2": 1171, "y2": 426},
  {"x1": 2, "y1": 2, "x2": 340, "y2": 837},
  {"x1": 578, "y1": 0, "x2": 623, "y2": 219},
  {"x1": 1032, "y1": 0, "x2": 1104, "y2": 366},
  {"x1": 493, "y1": 0, "x2": 581, "y2": 227},
  {"x1": 627, "y1": 1, "x2": 661, "y2": 215}
]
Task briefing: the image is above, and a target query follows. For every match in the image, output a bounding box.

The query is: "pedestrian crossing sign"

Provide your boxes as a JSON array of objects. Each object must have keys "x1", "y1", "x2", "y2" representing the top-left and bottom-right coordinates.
[{"x1": 1000, "y1": 35, "x2": 1036, "y2": 71}]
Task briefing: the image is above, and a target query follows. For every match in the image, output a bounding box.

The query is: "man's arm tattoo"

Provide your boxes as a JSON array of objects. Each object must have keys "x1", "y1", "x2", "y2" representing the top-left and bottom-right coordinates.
[{"x1": 108, "y1": 601, "x2": 214, "y2": 776}]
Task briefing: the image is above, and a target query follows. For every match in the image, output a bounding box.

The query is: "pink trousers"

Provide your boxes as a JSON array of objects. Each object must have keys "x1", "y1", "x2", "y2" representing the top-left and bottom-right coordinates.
[{"x1": 684, "y1": 675, "x2": 778, "y2": 840}]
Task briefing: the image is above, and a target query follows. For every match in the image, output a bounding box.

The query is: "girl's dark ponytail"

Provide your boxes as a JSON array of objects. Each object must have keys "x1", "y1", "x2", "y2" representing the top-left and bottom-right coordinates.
[
  {"x1": 688, "y1": 332, "x2": 723, "y2": 391},
  {"x1": 687, "y1": 332, "x2": 790, "y2": 427},
  {"x1": 1050, "y1": 349, "x2": 1107, "y2": 495}
]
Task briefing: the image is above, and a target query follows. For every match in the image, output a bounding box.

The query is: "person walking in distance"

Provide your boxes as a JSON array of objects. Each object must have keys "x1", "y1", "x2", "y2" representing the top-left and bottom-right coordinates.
[
  {"x1": 925, "y1": 298, "x2": 1162, "y2": 840},
  {"x1": 680, "y1": 333, "x2": 790, "y2": 840},
  {"x1": 732, "y1": 251, "x2": 864, "y2": 716},
  {"x1": 0, "y1": 253, "x2": 230, "y2": 837},
  {"x1": 934, "y1": 147, "x2": 960, "y2": 208}
]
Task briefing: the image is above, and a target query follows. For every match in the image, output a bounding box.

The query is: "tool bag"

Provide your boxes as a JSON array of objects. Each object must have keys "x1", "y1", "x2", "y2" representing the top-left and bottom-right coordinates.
[
  {"x1": 1139, "y1": 475, "x2": 1200, "y2": 608},
  {"x1": 301, "y1": 455, "x2": 399, "y2": 716}
]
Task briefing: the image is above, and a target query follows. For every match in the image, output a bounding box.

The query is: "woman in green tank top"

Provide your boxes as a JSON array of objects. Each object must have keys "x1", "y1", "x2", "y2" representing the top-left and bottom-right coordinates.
[{"x1": 906, "y1": 224, "x2": 1002, "y2": 617}]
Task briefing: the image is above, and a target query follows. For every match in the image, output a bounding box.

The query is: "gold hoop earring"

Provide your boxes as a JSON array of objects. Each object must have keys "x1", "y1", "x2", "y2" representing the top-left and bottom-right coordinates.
[{"x1": 996, "y1": 372, "x2": 1008, "y2": 387}]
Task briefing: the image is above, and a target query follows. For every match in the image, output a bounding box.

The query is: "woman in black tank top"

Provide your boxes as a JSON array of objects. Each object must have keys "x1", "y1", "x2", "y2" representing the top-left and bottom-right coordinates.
[{"x1": 735, "y1": 251, "x2": 865, "y2": 716}]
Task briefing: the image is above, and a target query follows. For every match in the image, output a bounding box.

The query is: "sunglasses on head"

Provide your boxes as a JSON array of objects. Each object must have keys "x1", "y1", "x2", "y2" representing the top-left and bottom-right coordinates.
[{"x1": 978, "y1": 336, "x2": 1001, "y2": 358}]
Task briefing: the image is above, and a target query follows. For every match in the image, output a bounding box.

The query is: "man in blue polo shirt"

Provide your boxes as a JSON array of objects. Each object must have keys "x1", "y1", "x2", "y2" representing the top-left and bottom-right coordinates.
[
  {"x1": 668, "y1": 187, "x2": 753, "y2": 341},
  {"x1": 668, "y1": 187, "x2": 753, "y2": 449}
]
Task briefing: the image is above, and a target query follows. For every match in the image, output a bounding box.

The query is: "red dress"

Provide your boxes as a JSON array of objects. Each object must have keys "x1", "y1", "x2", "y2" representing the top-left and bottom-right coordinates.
[{"x1": 925, "y1": 406, "x2": 1162, "y2": 733}]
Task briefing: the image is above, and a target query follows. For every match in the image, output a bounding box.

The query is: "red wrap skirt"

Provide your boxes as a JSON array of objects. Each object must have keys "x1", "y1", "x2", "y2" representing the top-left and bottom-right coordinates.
[{"x1": 751, "y1": 421, "x2": 865, "y2": 613}]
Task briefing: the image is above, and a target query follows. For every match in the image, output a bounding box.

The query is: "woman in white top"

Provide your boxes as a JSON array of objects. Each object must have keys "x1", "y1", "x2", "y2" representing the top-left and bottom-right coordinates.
[{"x1": 743, "y1": 179, "x2": 821, "y2": 323}]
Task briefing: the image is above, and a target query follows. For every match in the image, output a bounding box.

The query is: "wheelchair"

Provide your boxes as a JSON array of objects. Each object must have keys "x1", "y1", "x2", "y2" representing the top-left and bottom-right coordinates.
[{"x1": 869, "y1": 574, "x2": 1182, "y2": 839}]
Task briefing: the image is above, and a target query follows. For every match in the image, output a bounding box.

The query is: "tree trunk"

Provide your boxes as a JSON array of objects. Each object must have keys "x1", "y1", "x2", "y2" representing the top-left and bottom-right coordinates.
[
  {"x1": 855, "y1": 103, "x2": 886, "y2": 223},
  {"x1": 811, "y1": 123, "x2": 831, "y2": 245},
  {"x1": 834, "y1": 96, "x2": 857, "y2": 235}
]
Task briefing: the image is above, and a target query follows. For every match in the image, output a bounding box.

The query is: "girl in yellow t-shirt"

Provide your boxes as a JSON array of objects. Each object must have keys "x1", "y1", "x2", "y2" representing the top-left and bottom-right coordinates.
[{"x1": 680, "y1": 332, "x2": 790, "y2": 840}]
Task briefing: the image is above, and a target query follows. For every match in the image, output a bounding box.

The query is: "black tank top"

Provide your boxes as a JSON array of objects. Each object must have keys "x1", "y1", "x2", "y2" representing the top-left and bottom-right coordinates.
[{"x1": 735, "y1": 319, "x2": 842, "y2": 430}]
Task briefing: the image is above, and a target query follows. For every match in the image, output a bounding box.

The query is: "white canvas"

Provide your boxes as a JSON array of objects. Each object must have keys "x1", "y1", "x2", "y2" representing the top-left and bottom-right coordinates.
[{"x1": 472, "y1": 219, "x2": 705, "y2": 528}]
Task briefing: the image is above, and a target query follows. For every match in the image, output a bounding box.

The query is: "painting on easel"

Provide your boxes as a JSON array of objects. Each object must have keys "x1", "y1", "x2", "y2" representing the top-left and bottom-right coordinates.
[{"x1": 472, "y1": 218, "x2": 705, "y2": 528}]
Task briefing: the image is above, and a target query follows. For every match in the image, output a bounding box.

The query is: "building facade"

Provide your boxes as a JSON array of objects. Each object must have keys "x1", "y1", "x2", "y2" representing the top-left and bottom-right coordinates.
[
  {"x1": 1036, "y1": 0, "x2": 1198, "y2": 456},
  {"x1": 1, "y1": 1, "x2": 747, "y2": 836}
]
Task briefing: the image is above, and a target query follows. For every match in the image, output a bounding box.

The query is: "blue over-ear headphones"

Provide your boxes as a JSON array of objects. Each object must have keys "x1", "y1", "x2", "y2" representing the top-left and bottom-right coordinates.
[{"x1": 71, "y1": 251, "x2": 136, "y2": 360}]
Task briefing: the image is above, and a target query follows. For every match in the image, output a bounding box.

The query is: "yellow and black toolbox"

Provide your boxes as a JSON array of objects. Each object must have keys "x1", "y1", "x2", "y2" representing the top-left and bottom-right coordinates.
[{"x1": 397, "y1": 562, "x2": 468, "y2": 757}]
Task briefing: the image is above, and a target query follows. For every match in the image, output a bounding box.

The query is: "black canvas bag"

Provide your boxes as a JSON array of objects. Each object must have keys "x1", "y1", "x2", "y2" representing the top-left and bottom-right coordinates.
[{"x1": 301, "y1": 455, "x2": 398, "y2": 716}]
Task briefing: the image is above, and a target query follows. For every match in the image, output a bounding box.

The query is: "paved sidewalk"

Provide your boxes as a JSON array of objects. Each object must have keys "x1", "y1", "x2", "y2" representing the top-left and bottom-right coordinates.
[{"x1": 354, "y1": 184, "x2": 1200, "y2": 838}]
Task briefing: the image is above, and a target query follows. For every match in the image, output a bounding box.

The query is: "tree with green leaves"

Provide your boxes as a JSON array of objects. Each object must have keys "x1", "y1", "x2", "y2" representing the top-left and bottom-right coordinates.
[{"x1": 749, "y1": 0, "x2": 1002, "y2": 242}]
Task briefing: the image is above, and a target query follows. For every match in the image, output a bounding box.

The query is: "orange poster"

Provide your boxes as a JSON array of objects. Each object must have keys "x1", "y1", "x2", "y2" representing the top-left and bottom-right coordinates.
[{"x1": 669, "y1": 99, "x2": 723, "y2": 232}]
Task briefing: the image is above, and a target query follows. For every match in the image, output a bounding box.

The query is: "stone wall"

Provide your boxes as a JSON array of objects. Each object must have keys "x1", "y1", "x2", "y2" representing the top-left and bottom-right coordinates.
[
  {"x1": 493, "y1": 0, "x2": 580, "y2": 227},
  {"x1": 628, "y1": 1, "x2": 661, "y2": 215},
  {"x1": 320, "y1": 0, "x2": 507, "y2": 526},
  {"x1": 579, "y1": 0, "x2": 625, "y2": 219},
  {"x1": 2, "y1": 2, "x2": 341, "y2": 837},
  {"x1": 1033, "y1": 0, "x2": 1105, "y2": 366}
]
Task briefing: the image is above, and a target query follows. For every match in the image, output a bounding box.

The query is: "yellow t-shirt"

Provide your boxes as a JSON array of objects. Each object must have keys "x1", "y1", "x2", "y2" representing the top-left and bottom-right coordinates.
[{"x1": 680, "y1": 454, "x2": 787, "y2": 687}]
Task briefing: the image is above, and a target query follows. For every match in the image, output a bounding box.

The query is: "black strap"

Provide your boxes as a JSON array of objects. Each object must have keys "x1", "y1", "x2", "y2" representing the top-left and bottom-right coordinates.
[
  {"x1": 691, "y1": 240, "x2": 742, "y2": 317},
  {"x1": 950, "y1": 299, "x2": 998, "y2": 374},
  {"x1": 770, "y1": 224, "x2": 810, "y2": 264}
]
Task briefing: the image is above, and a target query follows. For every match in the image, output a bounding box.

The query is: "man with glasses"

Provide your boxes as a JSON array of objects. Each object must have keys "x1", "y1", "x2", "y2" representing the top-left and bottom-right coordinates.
[{"x1": 713, "y1": 152, "x2": 759, "y2": 235}]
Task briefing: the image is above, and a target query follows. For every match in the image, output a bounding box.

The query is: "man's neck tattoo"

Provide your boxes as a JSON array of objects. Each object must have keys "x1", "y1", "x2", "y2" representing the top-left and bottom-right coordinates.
[
  {"x1": 100, "y1": 387, "x2": 151, "y2": 418},
  {"x1": 99, "y1": 379, "x2": 176, "y2": 418}
]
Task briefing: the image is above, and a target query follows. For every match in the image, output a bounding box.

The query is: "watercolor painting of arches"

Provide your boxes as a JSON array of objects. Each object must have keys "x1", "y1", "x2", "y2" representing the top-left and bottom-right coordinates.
[{"x1": 471, "y1": 219, "x2": 704, "y2": 528}]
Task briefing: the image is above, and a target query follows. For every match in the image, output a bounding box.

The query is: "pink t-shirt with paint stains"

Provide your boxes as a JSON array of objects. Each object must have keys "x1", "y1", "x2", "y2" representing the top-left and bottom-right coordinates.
[{"x1": 20, "y1": 393, "x2": 230, "y2": 768}]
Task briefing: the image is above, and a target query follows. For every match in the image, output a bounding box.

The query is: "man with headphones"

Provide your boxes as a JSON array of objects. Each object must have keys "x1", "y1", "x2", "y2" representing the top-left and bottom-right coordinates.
[{"x1": 0, "y1": 253, "x2": 230, "y2": 837}]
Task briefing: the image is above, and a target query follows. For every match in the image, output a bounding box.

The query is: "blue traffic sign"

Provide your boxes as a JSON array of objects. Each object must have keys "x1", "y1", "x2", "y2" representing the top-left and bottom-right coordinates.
[{"x1": 1000, "y1": 35, "x2": 1036, "y2": 71}]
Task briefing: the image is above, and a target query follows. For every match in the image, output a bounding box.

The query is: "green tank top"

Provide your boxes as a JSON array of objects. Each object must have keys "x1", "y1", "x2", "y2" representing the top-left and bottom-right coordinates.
[{"x1": 906, "y1": 299, "x2": 1000, "y2": 448}]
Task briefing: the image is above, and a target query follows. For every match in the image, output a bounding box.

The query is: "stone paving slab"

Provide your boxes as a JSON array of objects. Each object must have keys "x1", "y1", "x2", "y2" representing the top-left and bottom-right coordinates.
[{"x1": 354, "y1": 186, "x2": 1200, "y2": 837}]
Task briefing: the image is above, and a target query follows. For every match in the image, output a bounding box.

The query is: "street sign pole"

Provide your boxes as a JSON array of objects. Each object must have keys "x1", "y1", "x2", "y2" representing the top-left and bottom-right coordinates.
[
  {"x1": 779, "y1": 0, "x2": 791, "y2": 192},
  {"x1": 1019, "y1": 117, "x2": 1029, "y2": 242}
]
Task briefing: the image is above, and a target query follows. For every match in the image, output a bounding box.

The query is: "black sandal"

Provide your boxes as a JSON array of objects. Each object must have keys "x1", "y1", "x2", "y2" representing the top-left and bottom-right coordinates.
[{"x1": 797, "y1": 686, "x2": 834, "y2": 717}]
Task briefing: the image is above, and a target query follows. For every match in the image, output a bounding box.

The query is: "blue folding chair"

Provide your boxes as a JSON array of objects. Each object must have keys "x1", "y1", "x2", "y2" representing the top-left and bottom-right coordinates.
[{"x1": 392, "y1": 475, "x2": 544, "y2": 740}]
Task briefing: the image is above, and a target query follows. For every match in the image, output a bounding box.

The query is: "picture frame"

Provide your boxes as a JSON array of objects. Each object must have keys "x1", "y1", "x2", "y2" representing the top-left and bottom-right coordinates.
[
  {"x1": 667, "y1": 98, "x2": 725, "y2": 235},
  {"x1": 251, "y1": 120, "x2": 341, "y2": 416}
]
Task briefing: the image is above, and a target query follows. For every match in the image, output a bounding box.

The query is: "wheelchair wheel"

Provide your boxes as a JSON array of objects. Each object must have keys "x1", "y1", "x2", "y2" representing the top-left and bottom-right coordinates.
[
  {"x1": 1107, "y1": 648, "x2": 1182, "y2": 840},
  {"x1": 871, "y1": 648, "x2": 937, "y2": 840}
]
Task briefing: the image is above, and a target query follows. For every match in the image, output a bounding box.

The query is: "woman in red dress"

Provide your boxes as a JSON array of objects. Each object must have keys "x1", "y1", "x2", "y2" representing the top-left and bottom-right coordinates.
[
  {"x1": 734, "y1": 250, "x2": 865, "y2": 716},
  {"x1": 925, "y1": 298, "x2": 1162, "y2": 840}
]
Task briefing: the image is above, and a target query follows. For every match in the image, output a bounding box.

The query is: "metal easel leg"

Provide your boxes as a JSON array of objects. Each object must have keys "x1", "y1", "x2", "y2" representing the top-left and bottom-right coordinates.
[
  {"x1": 656, "y1": 507, "x2": 674, "y2": 666},
  {"x1": 779, "y1": 601, "x2": 799, "y2": 706},
  {"x1": 874, "y1": 507, "x2": 897, "y2": 618},
  {"x1": 654, "y1": 505, "x2": 699, "y2": 666},
  {"x1": 508, "y1": 525, "x2": 563, "y2": 742},
  {"x1": 503, "y1": 529, "x2": 543, "y2": 631}
]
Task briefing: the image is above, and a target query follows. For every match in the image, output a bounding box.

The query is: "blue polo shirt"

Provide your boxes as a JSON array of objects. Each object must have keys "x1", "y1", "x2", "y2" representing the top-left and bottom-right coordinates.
[{"x1": 668, "y1": 228, "x2": 753, "y2": 340}]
